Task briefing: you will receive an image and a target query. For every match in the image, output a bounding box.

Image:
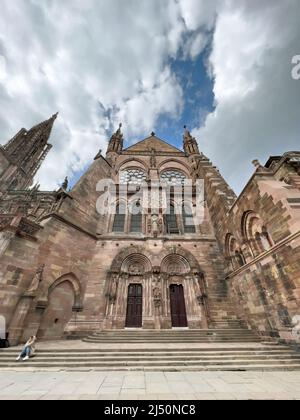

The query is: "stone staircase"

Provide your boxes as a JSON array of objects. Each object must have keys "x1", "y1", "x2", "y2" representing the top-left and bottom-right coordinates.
[
  {"x1": 1, "y1": 329, "x2": 300, "y2": 371},
  {"x1": 83, "y1": 329, "x2": 259, "y2": 343},
  {"x1": 1, "y1": 343, "x2": 300, "y2": 371},
  {"x1": 206, "y1": 290, "x2": 247, "y2": 329}
]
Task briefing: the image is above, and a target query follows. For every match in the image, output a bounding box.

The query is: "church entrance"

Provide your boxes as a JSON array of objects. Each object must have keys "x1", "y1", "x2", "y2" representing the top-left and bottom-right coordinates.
[
  {"x1": 125, "y1": 284, "x2": 143, "y2": 327},
  {"x1": 170, "y1": 284, "x2": 188, "y2": 327}
]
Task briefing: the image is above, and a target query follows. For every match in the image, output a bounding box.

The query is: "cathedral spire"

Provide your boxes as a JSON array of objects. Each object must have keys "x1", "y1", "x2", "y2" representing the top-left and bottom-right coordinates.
[
  {"x1": 183, "y1": 125, "x2": 199, "y2": 156},
  {"x1": 0, "y1": 113, "x2": 57, "y2": 192},
  {"x1": 106, "y1": 123, "x2": 124, "y2": 158}
]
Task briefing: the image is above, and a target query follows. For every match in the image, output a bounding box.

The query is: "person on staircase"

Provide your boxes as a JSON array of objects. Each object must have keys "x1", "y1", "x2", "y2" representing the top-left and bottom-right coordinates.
[{"x1": 16, "y1": 336, "x2": 36, "y2": 361}]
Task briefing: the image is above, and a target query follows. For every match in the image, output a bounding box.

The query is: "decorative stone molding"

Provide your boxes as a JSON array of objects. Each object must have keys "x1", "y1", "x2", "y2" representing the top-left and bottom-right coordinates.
[{"x1": 0, "y1": 230, "x2": 15, "y2": 256}]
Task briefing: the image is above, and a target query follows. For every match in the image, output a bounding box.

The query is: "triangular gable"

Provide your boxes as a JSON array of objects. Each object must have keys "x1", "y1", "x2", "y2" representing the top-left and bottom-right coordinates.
[{"x1": 123, "y1": 135, "x2": 183, "y2": 154}]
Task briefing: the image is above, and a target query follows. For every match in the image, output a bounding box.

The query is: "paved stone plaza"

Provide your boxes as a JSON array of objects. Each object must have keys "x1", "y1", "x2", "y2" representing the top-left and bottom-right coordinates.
[{"x1": 0, "y1": 370, "x2": 300, "y2": 400}]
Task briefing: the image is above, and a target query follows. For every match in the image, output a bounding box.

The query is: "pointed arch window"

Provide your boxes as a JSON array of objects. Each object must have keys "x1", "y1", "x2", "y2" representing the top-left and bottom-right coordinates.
[
  {"x1": 112, "y1": 203, "x2": 126, "y2": 232},
  {"x1": 235, "y1": 250, "x2": 246, "y2": 268},
  {"x1": 130, "y1": 202, "x2": 142, "y2": 233},
  {"x1": 166, "y1": 204, "x2": 179, "y2": 234},
  {"x1": 182, "y1": 204, "x2": 196, "y2": 233}
]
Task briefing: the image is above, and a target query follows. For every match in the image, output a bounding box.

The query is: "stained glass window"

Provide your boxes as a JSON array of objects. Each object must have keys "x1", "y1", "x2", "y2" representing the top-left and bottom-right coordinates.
[
  {"x1": 112, "y1": 203, "x2": 126, "y2": 232},
  {"x1": 160, "y1": 169, "x2": 187, "y2": 185},
  {"x1": 119, "y1": 168, "x2": 147, "y2": 185},
  {"x1": 183, "y1": 204, "x2": 196, "y2": 233},
  {"x1": 130, "y1": 202, "x2": 142, "y2": 233},
  {"x1": 165, "y1": 205, "x2": 179, "y2": 234}
]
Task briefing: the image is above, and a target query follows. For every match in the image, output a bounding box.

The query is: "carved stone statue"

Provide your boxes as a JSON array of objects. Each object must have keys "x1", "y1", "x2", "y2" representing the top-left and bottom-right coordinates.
[
  {"x1": 128, "y1": 264, "x2": 143, "y2": 274},
  {"x1": 62, "y1": 177, "x2": 68, "y2": 190},
  {"x1": 153, "y1": 286, "x2": 162, "y2": 308},
  {"x1": 116, "y1": 123, "x2": 123, "y2": 138},
  {"x1": 151, "y1": 214, "x2": 159, "y2": 238},
  {"x1": 292, "y1": 315, "x2": 300, "y2": 342},
  {"x1": 158, "y1": 217, "x2": 163, "y2": 234},
  {"x1": 153, "y1": 286, "x2": 161, "y2": 300},
  {"x1": 26, "y1": 264, "x2": 44, "y2": 295}
]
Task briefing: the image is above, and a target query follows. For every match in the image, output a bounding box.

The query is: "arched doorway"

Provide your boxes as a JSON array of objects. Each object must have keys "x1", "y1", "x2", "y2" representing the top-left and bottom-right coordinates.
[
  {"x1": 125, "y1": 284, "x2": 143, "y2": 327},
  {"x1": 37, "y1": 280, "x2": 75, "y2": 340},
  {"x1": 169, "y1": 284, "x2": 188, "y2": 327}
]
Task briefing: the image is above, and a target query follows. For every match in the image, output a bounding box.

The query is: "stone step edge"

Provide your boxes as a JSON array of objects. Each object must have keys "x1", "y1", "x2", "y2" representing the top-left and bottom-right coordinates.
[
  {"x1": 1, "y1": 366, "x2": 300, "y2": 372},
  {"x1": 2, "y1": 356, "x2": 300, "y2": 362},
  {"x1": 1, "y1": 360, "x2": 300, "y2": 367},
  {"x1": 1, "y1": 347, "x2": 288, "y2": 353}
]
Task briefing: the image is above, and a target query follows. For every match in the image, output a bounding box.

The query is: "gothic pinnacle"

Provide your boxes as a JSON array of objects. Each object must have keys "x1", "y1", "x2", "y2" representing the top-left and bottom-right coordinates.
[
  {"x1": 51, "y1": 112, "x2": 59, "y2": 120},
  {"x1": 252, "y1": 159, "x2": 262, "y2": 169}
]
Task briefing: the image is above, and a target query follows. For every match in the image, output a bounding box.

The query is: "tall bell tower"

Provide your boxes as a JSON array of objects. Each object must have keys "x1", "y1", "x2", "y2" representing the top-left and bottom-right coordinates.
[{"x1": 0, "y1": 113, "x2": 57, "y2": 193}]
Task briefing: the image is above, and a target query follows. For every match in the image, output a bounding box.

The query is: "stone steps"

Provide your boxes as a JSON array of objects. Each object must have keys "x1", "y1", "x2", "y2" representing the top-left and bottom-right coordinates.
[
  {"x1": 83, "y1": 339, "x2": 261, "y2": 343},
  {"x1": 83, "y1": 329, "x2": 260, "y2": 343},
  {"x1": 1, "y1": 355, "x2": 300, "y2": 362},
  {"x1": 1, "y1": 354, "x2": 300, "y2": 370},
  {"x1": 1, "y1": 330, "x2": 298, "y2": 371},
  {"x1": 88, "y1": 329, "x2": 255, "y2": 335},
  {"x1": 1, "y1": 346, "x2": 290, "y2": 354}
]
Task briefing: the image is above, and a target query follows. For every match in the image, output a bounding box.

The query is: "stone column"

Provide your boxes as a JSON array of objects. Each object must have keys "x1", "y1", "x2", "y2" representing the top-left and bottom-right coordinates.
[
  {"x1": 194, "y1": 272, "x2": 209, "y2": 328},
  {"x1": 8, "y1": 295, "x2": 35, "y2": 345},
  {"x1": 153, "y1": 283, "x2": 162, "y2": 330},
  {"x1": 8, "y1": 265, "x2": 45, "y2": 344}
]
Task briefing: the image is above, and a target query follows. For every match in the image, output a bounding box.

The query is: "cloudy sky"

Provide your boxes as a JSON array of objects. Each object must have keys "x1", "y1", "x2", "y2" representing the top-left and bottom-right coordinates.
[{"x1": 0, "y1": 0, "x2": 299, "y2": 193}]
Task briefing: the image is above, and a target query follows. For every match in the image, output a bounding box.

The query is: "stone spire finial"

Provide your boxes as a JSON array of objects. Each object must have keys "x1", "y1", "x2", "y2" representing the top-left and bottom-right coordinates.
[
  {"x1": 252, "y1": 159, "x2": 266, "y2": 172},
  {"x1": 183, "y1": 125, "x2": 194, "y2": 142},
  {"x1": 184, "y1": 125, "x2": 190, "y2": 133},
  {"x1": 62, "y1": 176, "x2": 69, "y2": 190},
  {"x1": 107, "y1": 123, "x2": 124, "y2": 156},
  {"x1": 183, "y1": 125, "x2": 199, "y2": 156},
  {"x1": 116, "y1": 123, "x2": 123, "y2": 137}
]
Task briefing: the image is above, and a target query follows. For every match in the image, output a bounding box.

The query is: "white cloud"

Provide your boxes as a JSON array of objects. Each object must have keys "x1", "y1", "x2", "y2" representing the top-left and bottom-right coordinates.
[
  {"x1": 183, "y1": 32, "x2": 209, "y2": 60},
  {"x1": 0, "y1": 0, "x2": 299, "y2": 195},
  {"x1": 192, "y1": 0, "x2": 300, "y2": 193},
  {"x1": 0, "y1": 0, "x2": 188, "y2": 189}
]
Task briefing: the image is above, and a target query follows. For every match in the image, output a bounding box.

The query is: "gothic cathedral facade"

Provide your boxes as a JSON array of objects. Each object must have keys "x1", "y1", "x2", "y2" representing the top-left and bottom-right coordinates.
[{"x1": 0, "y1": 115, "x2": 300, "y2": 345}]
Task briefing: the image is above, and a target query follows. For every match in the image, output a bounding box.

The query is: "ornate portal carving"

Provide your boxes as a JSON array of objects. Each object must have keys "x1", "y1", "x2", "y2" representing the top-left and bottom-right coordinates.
[
  {"x1": 153, "y1": 286, "x2": 162, "y2": 307},
  {"x1": 128, "y1": 264, "x2": 144, "y2": 275}
]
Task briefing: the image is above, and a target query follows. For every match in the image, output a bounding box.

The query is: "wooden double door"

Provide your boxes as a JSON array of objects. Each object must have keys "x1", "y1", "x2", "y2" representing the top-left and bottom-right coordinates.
[
  {"x1": 125, "y1": 284, "x2": 142, "y2": 327},
  {"x1": 125, "y1": 283, "x2": 188, "y2": 328},
  {"x1": 170, "y1": 284, "x2": 188, "y2": 327}
]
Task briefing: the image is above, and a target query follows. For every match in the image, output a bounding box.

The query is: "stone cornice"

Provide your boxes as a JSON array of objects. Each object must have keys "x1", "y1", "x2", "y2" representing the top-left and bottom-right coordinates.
[
  {"x1": 226, "y1": 229, "x2": 300, "y2": 279},
  {"x1": 40, "y1": 213, "x2": 98, "y2": 239},
  {"x1": 228, "y1": 171, "x2": 274, "y2": 214},
  {"x1": 121, "y1": 151, "x2": 185, "y2": 157},
  {"x1": 228, "y1": 151, "x2": 300, "y2": 215},
  {"x1": 97, "y1": 234, "x2": 217, "y2": 242},
  {"x1": 39, "y1": 213, "x2": 218, "y2": 243}
]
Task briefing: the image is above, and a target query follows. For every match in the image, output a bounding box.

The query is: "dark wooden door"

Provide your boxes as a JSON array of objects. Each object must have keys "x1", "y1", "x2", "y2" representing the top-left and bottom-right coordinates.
[
  {"x1": 125, "y1": 284, "x2": 142, "y2": 327},
  {"x1": 170, "y1": 284, "x2": 188, "y2": 327}
]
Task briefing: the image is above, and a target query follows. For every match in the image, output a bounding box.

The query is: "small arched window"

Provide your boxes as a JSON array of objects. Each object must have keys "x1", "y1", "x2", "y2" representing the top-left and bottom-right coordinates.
[
  {"x1": 112, "y1": 203, "x2": 126, "y2": 232},
  {"x1": 261, "y1": 227, "x2": 272, "y2": 250},
  {"x1": 182, "y1": 204, "x2": 196, "y2": 233},
  {"x1": 255, "y1": 232, "x2": 264, "y2": 253},
  {"x1": 235, "y1": 250, "x2": 245, "y2": 267}
]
